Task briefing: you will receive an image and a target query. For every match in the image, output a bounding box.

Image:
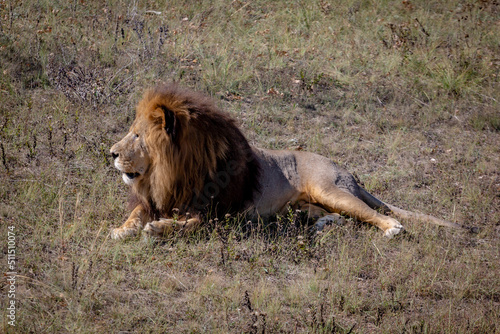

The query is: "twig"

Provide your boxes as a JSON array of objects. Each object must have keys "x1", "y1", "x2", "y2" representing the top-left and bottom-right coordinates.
[
  {"x1": 414, "y1": 18, "x2": 430, "y2": 37},
  {"x1": 15, "y1": 274, "x2": 68, "y2": 301},
  {"x1": 58, "y1": 193, "x2": 65, "y2": 253},
  {"x1": 476, "y1": 92, "x2": 498, "y2": 103},
  {"x1": 395, "y1": 86, "x2": 430, "y2": 107},
  {"x1": 372, "y1": 242, "x2": 385, "y2": 258},
  {"x1": 167, "y1": 274, "x2": 188, "y2": 290},
  {"x1": 230, "y1": 2, "x2": 251, "y2": 17},
  {"x1": 89, "y1": 221, "x2": 106, "y2": 253}
]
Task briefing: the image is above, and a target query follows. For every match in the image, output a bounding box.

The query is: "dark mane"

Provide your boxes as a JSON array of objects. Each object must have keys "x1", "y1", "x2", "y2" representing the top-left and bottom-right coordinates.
[{"x1": 130, "y1": 84, "x2": 261, "y2": 220}]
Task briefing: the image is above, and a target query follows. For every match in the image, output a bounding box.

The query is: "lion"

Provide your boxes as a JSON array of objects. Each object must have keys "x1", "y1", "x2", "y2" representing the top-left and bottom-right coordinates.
[{"x1": 110, "y1": 84, "x2": 463, "y2": 240}]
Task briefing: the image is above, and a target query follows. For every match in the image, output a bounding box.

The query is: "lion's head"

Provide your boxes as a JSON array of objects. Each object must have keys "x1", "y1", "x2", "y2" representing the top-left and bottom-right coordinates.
[
  {"x1": 110, "y1": 84, "x2": 260, "y2": 219},
  {"x1": 110, "y1": 122, "x2": 150, "y2": 186}
]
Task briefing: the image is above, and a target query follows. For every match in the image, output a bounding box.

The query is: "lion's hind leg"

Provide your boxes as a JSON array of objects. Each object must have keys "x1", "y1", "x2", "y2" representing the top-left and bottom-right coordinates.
[
  {"x1": 310, "y1": 187, "x2": 404, "y2": 238},
  {"x1": 143, "y1": 217, "x2": 201, "y2": 238}
]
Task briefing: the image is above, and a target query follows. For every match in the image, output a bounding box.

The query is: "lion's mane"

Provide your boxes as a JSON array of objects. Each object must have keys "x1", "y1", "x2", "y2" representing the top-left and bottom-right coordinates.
[{"x1": 130, "y1": 84, "x2": 260, "y2": 219}]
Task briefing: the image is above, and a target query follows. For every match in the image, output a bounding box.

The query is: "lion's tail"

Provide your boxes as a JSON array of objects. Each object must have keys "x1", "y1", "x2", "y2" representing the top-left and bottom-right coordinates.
[{"x1": 359, "y1": 187, "x2": 464, "y2": 229}]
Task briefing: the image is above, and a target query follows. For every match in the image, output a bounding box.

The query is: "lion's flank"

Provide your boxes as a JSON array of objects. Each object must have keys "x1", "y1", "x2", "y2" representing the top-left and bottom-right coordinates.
[{"x1": 131, "y1": 84, "x2": 261, "y2": 219}]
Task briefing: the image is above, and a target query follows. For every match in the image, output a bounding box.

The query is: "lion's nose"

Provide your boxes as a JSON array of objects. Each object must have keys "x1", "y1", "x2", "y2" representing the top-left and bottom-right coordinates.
[{"x1": 111, "y1": 151, "x2": 119, "y2": 160}]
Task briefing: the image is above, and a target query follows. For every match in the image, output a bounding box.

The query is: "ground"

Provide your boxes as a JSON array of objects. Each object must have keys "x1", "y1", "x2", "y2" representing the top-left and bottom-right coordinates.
[{"x1": 0, "y1": 0, "x2": 499, "y2": 333}]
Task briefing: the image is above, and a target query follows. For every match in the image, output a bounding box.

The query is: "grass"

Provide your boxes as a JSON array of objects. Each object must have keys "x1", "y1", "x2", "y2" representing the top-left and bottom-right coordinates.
[{"x1": 1, "y1": 0, "x2": 499, "y2": 332}]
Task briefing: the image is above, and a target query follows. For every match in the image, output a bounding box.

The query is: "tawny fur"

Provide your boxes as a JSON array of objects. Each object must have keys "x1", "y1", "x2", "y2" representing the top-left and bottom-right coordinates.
[{"x1": 110, "y1": 83, "x2": 464, "y2": 240}]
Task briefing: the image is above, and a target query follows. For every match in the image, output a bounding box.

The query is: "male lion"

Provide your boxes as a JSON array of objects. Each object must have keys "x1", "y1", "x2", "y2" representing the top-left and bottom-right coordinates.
[{"x1": 110, "y1": 84, "x2": 461, "y2": 240}]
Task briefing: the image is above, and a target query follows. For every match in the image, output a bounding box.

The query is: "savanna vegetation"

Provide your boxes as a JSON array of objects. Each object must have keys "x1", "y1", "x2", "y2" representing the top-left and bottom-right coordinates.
[{"x1": 1, "y1": 0, "x2": 499, "y2": 332}]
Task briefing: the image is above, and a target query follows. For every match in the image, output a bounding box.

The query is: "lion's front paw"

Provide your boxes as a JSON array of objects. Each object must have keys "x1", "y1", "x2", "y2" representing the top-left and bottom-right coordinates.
[{"x1": 111, "y1": 227, "x2": 138, "y2": 240}]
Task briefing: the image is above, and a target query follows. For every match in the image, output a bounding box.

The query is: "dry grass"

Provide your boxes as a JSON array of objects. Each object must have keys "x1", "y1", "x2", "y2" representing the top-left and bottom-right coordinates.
[{"x1": 1, "y1": 0, "x2": 499, "y2": 332}]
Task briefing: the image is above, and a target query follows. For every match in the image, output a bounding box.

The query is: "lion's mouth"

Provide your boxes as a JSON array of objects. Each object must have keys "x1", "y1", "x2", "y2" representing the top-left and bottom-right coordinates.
[{"x1": 124, "y1": 172, "x2": 140, "y2": 179}]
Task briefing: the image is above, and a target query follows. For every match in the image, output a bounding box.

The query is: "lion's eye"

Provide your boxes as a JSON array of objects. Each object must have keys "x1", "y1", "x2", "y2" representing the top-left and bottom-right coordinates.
[{"x1": 134, "y1": 134, "x2": 139, "y2": 139}]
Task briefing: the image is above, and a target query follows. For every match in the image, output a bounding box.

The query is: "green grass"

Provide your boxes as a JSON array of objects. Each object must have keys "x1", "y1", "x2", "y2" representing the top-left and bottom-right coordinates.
[{"x1": 1, "y1": 0, "x2": 499, "y2": 332}]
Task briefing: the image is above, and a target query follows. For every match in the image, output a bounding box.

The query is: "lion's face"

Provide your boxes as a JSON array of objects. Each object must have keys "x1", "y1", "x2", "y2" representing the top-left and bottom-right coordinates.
[{"x1": 110, "y1": 118, "x2": 151, "y2": 186}]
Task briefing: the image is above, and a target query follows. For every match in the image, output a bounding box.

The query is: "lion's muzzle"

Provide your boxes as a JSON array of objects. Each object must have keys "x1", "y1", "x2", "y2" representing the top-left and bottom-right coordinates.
[{"x1": 110, "y1": 131, "x2": 151, "y2": 186}]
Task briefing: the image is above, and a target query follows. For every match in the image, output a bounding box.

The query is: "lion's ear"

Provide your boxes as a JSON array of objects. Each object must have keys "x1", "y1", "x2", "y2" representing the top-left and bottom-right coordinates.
[
  {"x1": 153, "y1": 106, "x2": 176, "y2": 138},
  {"x1": 162, "y1": 106, "x2": 176, "y2": 138}
]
